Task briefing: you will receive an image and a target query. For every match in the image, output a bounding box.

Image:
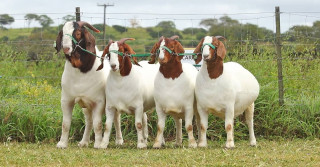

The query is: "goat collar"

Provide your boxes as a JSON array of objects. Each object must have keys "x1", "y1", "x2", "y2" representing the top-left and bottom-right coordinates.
[{"x1": 64, "y1": 34, "x2": 98, "y2": 58}]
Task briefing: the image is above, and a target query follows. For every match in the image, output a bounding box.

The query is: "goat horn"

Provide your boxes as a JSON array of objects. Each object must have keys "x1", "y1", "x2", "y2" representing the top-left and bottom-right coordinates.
[
  {"x1": 215, "y1": 36, "x2": 227, "y2": 41},
  {"x1": 118, "y1": 38, "x2": 135, "y2": 44},
  {"x1": 170, "y1": 35, "x2": 179, "y2": 40},
  {"x1": 77, "y1": 21, "x2": 100, "y2": 33}
]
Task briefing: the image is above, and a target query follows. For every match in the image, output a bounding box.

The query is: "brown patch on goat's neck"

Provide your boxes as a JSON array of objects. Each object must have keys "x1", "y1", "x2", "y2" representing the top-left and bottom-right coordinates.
[
  {"x1": 119, "y1": 56, "x2": 132, "y2": 76},
  {"x1": 159, "y1": 57, "x2": 183, "y2": 79},
  {"x1": 206, "y1": 56, "x2": 223, "y2": 79},
  {"x1": 66, "y1": 48, "x2": 96, "y2": 73}
]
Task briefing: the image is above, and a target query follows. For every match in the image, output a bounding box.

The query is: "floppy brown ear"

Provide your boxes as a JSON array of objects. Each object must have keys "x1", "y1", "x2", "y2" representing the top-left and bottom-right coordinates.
[
  {"x1": 214, "y1": 37, "x2": 227, "y2": 60},
  {"x1": 173, "y1": 40, "x2": 184, "y2": 61},
  {"x1": 122, "y1": 43, "x2": 141, "y2": 66},
  {"x1": 96, "y1": 42, "x2": 111, "y2": 71},
  {"x1": 55, "y1": 30, "x2": 63, "y2": 53},
  {"x1": 148, "y1": 42, "x2": 160, "y2": 64},
  {"x1": 193, "y1": 38, "x2": 204, "y2": 64},
  {"x1": 83, "y1": 29, "x2": 96, "y2": 54}
]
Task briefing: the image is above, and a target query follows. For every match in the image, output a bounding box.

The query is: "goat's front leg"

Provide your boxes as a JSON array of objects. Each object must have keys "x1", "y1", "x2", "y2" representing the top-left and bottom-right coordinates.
[
  {"x1": 100, "y1": 106, "x2": 116, "y2": 149},
  {"x1": 135, "y1": 106, "x2": 147, "y2": 149},
  {"x1": 153, "y1": 105, "x2": 166, "y2": 149},
  {"x1": 173, "y1": 117, "x2": 182, "y2": 146},
  {"x1": 92, "y1": 101, "x2": 104, "y2": 148},
  {"x1": 78, "y1": 108, "x2": 92, "y2": 147},
  {"x1": 185, "y1": 106, "x2": 197, "y2": 148},
  {"x1": 57, "y1": 99, "x2": 75, "y2": 149},
  {"x1": 114, "y1": 111, "x2": 123, "y2": 145},
  {"x1": 225, "y1": 105, "x2": 235, "y2": 148},
  {"x1": 197, "y1": 106, "x2": 208, "y2": 148}
]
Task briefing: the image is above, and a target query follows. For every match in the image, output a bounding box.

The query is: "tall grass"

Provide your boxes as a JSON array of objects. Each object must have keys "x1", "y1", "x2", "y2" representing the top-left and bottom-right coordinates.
[{"x1": 0, "y1": 43, "x2": 319, "y2": 143}]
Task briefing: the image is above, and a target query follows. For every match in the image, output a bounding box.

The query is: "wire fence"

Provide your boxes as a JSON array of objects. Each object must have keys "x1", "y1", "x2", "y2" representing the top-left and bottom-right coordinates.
[{"x1": 1, "y1": 7, "x2": 320, "y2": 110}]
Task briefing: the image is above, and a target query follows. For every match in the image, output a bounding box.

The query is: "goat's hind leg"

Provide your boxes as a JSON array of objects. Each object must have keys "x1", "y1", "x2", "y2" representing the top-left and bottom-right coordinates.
[
  {"x1": 78, "y1": 108, "x2": 93, "y2": 147},
  {"x1": 245, "y1": 102, "x2": 256, "y2": 146}
]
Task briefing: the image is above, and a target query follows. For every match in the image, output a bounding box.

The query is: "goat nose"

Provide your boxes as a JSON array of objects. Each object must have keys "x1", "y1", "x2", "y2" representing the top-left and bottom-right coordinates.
[
  {"x1": 63, "y1": 48, "x2": 70, "y2": 54},
  {"x1": 111, "y1": 64, "x2": 116, "y2": 69}
]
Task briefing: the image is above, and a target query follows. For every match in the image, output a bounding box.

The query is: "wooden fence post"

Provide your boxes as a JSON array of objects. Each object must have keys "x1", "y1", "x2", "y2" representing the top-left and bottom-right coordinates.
[
  {"x1": 275, "y1": 6, "x2": 284, "y2": 106},
  {"x1": 76, "y1": 7, "x2": 81, "y2": 21}
]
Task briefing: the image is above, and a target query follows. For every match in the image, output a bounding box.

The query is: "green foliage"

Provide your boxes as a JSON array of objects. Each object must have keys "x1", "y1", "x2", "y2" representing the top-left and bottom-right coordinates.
[
  {"x1": 112, "y1": 25, "x2": 127, "y2": 34},
  {"x1": 0, "y1": 14, "x2": 15, "y2": 27}
]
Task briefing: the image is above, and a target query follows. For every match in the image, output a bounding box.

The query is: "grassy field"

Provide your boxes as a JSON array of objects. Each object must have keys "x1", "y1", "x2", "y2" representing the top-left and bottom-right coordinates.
[{"x1": 1, "y1": 139, "x2": 319, "y2": 166}]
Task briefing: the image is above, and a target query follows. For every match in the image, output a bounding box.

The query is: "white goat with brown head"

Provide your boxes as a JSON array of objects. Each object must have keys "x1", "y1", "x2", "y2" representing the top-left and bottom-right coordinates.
[
  {"x1": 54, "y1": 21, "x2": 110, "y2": 149},
  {"x1": 97, "y1": 38, "x2": 158, "y2": 149},
  {"x1": 149, "y1": 36, "x2": 199, "y2": 148},
  {"x1": 194, "y1": 36, "x2": 259, "y2": 148}
]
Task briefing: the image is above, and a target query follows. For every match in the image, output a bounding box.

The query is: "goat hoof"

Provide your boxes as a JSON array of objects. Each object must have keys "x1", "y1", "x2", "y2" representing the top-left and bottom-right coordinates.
[
  {"x1": 99, "y1": 142, "x2": 109, "y2": 149},
  {"x1": 78, "y1": 141, "x2": 89, "y2": 148},
  {"x1": 225, "y1": 142, "x2": 235, "y2": 149},
  {"x1": 137, "y1": 143, "x2": 147, "y2": 149},
  {"x1": 153, "y1": 142, "x2": 162, "y2": 149},
  {"x1": 188, "y1": 142, "x2": 197, "y2": 148},
  {"x1": 116, "y1": 139, "x2": 124, "y2": 145},
  {"x1": 57, "y1": 141, "x2": 68, "y2": 149},
  {"x1": 250, "y1": 140, "x2": 257, "y2": 147},
  {"x1": 198, "y1": 142, "x2": 207, "y2": 148}
]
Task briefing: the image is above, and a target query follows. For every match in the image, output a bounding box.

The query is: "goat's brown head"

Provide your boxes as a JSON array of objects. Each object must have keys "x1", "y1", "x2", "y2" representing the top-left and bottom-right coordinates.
[
  {"x1": 55, "y1": 21, "x2": 100, "y2": 71},
  {"x1": 148, "y1": 35, "x2": 185, "y2": 65},
  {"x1": 97, "y1": 38, "x2": 139, "y2": 76},
  {"x1": 193, "y1": 36, "x2": 226, "y2": 64},
  {"x1": 194, "y1": 36, "x2": 227, "y2": 79}
]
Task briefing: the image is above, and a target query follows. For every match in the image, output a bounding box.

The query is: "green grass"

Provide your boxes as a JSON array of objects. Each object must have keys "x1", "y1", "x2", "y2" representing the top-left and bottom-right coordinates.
[{"x1": 1, "y1": 139, "x2": 319, "y2": 166}]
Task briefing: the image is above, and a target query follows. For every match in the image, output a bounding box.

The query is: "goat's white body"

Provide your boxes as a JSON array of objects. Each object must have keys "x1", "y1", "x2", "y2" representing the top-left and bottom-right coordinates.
[
  {"x1": 100, "y1": 61, "x2": 159, "y2": 149},
  {"x1": 57, "y1": 48, "x2": 111, "y2": 149},
  {"x1": 195, "y1": 61, "x2": 259, "y2": 148},
  {"x1": 153, "y1": 63, "x2": 199, "y2": 148}
]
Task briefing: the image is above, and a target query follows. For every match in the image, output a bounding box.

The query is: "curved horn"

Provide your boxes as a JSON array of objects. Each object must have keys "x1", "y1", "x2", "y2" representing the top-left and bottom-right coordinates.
[
  {"x1": 77, "y1": 21, "x2": 100, "y2": 33},
  {"x1": 215, "y1": 36, "x2": 227, "y2": 41},
  {"x1": 170, "y1": 35, "x2": 179, "y2": 40},
  {"x1": 118, "y1": 38, "x2": 135, "y2": 44}
]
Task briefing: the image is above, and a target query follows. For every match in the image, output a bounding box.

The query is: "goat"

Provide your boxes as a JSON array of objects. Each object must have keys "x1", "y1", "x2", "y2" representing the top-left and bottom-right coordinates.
[
  {"x1": 54, "y1": 21, "x2": 112, "y2": 148},
  {"x1": 97, "y1": 38, "x2": 159, "y2": 149},
  {"x1": 193, "y1": 36, "x2": 259, "y2": 148},
  {"x1": 149, "y1": 35, "x2": 199, "y2": 148}
]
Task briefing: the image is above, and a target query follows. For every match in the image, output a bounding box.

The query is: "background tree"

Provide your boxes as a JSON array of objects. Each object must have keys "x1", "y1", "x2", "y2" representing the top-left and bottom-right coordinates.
[
  {"x1": 24, "y1": 14, "x2": 39, "y2": 28},
  {"x1": 0, "y1": 14, "x2": 15, "y2": 28},
  {"x1": 112, "y1": 25, "x2": 127, "y2": 33},
  {"x1": 37, "y1": 15, "x2": 53, "y2": 28},
  {"x1": 62, "y1": 15, "x2": 75, "y2": 22}
]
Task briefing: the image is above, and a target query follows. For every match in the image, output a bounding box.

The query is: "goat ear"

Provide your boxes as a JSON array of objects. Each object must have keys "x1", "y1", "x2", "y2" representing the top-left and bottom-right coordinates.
[
  {"x1": 132, "y1": 57, "x2": 141, "y2": 66},
  {"x1": 97, "y1": 43, "x2": 110, "y2": 71},
  {"x1": 83, "y1": 29, "x2": 96, "y2": 54},
  {"x1": 173, "y1": 41, "x2": 184, "y2": 61},
  {"x1": 55, "y1": 30, "x2": 63, "y2": 53},
  {"x1": 214, "y1": 37, "x2": 227, "y2": 60},
  {"x1": 193, "y1": 38, "x2": 204, "y2": 64},
  {"x1": 148, "y1": 42, "x2": 159, "y2": 64},
  {"x1": 123, "y1": 43, "x2": 135, "y2": 55},
  {"x1": 122, "y1": 43, "x2": 141, "y2": 66}
]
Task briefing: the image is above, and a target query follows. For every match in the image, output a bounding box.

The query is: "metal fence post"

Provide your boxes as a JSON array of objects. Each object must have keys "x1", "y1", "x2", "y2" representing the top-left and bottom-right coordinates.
[
  {"x1": 76, "y1": 7, "x2": 81, "y2": 21},
  {"x1": 275, "y1": 6, "x2": 284, "y2": 106}
]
